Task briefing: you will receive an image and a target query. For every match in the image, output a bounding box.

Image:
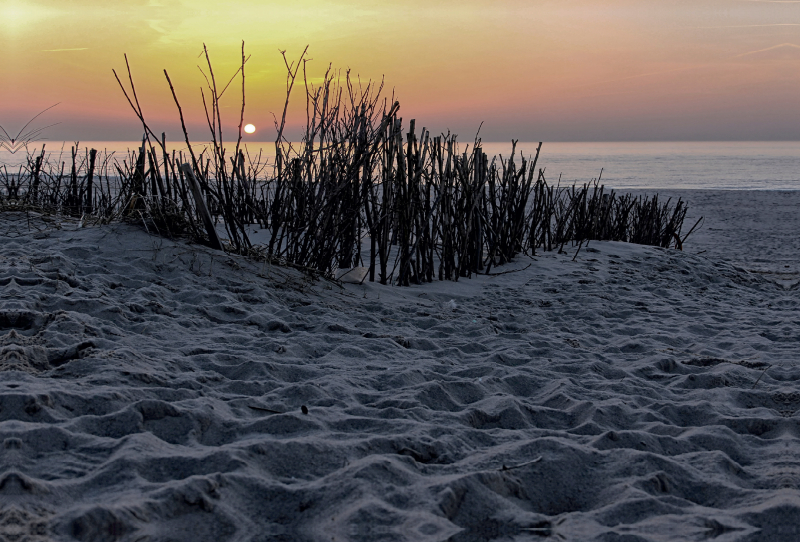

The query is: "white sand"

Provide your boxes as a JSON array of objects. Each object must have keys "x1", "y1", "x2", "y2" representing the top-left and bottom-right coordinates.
[{"x1": 1, "y1": 190, "x2": 799, "y2": 541}]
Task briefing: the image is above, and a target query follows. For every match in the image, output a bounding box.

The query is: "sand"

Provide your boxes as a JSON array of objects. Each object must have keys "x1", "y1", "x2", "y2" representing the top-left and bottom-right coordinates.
[{"x1": 1, "y1": 190, "x2": 799, "y2": 542}]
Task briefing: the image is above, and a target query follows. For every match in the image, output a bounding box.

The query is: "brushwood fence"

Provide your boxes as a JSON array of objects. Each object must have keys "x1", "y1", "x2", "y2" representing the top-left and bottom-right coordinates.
[
  {"x1": 0, "y1": 130, "x2": 691, "y2": 286},
  {"x1": 0, "y1": 48, "x2": 693, "y2": 285}
]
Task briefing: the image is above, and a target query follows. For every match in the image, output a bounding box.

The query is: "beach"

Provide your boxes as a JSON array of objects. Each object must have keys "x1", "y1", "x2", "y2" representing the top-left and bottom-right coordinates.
[{"x1": 1, "y1": 189, "x2": 799, "y2": 541}]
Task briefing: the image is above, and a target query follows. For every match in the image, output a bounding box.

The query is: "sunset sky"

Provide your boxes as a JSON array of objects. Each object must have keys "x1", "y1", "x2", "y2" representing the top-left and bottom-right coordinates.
[{"x1": 2, "y1": 0, "x2": 800, "y2": 142}]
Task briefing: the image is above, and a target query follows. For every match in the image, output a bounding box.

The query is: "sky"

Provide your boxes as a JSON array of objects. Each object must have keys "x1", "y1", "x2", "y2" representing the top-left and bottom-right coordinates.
[{"x1": 1, "y1": 0, "x2": 800, "y2": 143}]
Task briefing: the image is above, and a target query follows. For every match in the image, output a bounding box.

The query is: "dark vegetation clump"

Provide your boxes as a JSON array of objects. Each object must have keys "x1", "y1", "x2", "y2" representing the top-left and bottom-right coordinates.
[{"x1": 0, "y1": 44, "x2": 696, "y2": 285}]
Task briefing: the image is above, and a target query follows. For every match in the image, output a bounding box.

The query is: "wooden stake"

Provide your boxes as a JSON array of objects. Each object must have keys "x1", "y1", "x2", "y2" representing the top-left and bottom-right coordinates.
[
  {"x1": 180, "y1": 163, "x2": 223, "y2": 251},
  {"x1": 85, "y1": 148, "x2": 97, "y2": 214}
]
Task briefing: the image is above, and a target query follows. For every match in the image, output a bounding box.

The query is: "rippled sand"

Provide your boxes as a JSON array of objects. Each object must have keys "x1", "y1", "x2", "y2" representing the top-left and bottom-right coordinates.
[{"x1": 1, "y1": 190, "x2": 799, "y2": 541}]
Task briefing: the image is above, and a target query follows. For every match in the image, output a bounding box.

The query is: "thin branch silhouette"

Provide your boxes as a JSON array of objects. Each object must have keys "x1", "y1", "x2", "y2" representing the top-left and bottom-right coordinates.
[{"x1": 0, "y1": 103, "x2": 60, "y2": 154}]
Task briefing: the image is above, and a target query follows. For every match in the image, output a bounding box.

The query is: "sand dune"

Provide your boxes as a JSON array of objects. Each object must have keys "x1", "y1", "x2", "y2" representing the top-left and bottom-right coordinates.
[{"x1": 1, "y1": 190, "x2": 799, "y2": 541}]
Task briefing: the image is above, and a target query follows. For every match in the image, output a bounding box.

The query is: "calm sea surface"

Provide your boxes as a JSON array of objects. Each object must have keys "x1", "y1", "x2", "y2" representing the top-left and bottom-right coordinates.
[{"x1": 3, "y1": 141, "x2": 799, "y2": 191}]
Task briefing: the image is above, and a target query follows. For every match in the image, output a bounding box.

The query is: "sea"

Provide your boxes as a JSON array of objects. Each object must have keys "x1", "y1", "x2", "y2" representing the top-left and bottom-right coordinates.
[{"x1": 2, "y1": 141, "x2": 800, "y2": 191}]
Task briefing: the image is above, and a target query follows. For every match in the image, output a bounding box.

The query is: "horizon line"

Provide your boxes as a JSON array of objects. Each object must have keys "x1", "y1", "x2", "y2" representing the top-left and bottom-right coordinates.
[{"x1": 13, "y1": 139, "x2": 800, "y2": 145}]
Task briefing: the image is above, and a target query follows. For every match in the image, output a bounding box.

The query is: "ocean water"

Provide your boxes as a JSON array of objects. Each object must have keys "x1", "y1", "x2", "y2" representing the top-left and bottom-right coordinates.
[
  {"x1": 2, "y1": 140, "x2": 800, "y2": 191},
  {"x1": 479, "y1": 141, "x2": 800, "y2": 191}
]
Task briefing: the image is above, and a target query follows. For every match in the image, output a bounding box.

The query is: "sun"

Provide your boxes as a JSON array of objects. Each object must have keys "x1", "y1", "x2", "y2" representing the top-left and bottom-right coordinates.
[{"x1": 244, "y1": 124, "x2": 256, "y2": 134}]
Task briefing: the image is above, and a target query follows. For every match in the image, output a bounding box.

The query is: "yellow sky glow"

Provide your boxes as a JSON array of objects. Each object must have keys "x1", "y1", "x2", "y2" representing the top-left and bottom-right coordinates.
[{"x1": 2, "y1": 0, "x2": 800, "y2": 141}]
